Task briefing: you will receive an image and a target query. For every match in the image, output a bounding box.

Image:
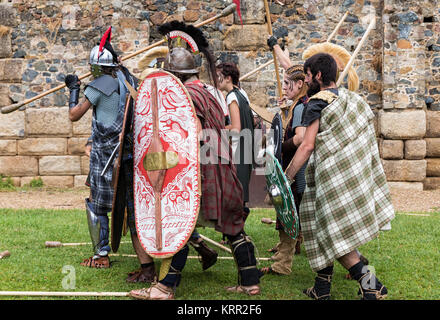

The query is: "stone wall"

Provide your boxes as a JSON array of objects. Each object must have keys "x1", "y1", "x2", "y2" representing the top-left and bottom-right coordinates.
[{"x1": 0, "y1": 0, "x2": 439, "y2": 189}]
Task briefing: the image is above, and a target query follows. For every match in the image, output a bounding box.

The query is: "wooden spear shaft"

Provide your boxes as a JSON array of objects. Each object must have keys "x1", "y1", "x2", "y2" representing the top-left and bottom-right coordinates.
[
  {"x1": 199, "y1": 234, "x2": 232, "y2": 254},
  {"x1": 263, "y1": 0, "x2": 283, "y2": 98},
  {"x1": 240, "y1": 10, "x2": 349, "y2": 83},
  {"x1": 239, "y1": 10, "x2": 349, "y2": 122},
  {"x1": 327, "y1": 11, "x2": 349, "y2": 42},
  {"x1": 0, "y1": 3, "x2": 237, "y2": 114},
  {"x1": 109, "y1": 253, "x2": 272, "y2": 261},
  {"x1": 337, "y1": 14, "x2": 376, "y2": 86},
  {"x1": 239, "y1": 59, "x2": 274, "y2": 82},
  {"x1": 45, "y1": 241, "x2": 131, "y2": 247}
]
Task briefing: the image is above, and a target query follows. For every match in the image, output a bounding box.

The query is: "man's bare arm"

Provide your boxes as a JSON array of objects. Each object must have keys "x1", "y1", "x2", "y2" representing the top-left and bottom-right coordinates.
[{"x1": 69, "y1": 98, "x2": 92, "y2": 122}]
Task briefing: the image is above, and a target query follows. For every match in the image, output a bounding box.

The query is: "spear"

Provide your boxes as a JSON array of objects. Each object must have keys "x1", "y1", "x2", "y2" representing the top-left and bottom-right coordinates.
[
  {"x1": 45, "y1": 241, "x2": 131, "y2": 248},
  {"x1": 337, "y1": 14, "x2": 376, "y2": 87},
  {"x1": 263, "y1": 0, "x2": 283, "y2": 99},
  {"x1": 0, "y1": 3, "x2": 238, "y2": 114},
  {"x1": 109, "y1": 253, "x2": 272, "y2": 261},
  {"x1": 240, "y1": 10, "x2": 349, "y2": 123},
  {"x1": 199, "y1": 234, "x2": 232, "y2": 254},
  {"x1": 239, "y1": 11, "x2": 349, "y2": 84}
]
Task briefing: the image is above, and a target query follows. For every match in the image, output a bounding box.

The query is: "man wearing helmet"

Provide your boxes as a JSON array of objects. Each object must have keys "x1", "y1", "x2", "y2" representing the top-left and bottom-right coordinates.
[
  {"x1": 129, "y1": 21, "x2": 261, "y2": 300},
  {"x1": 64, "y1": 27, "x2": 143, "y2": 270}
]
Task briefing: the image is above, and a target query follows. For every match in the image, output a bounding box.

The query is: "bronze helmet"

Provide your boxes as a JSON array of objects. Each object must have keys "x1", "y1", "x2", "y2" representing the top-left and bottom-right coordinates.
[{"x1": 164, "y1": 47, "x2": 199, "y2": 74}]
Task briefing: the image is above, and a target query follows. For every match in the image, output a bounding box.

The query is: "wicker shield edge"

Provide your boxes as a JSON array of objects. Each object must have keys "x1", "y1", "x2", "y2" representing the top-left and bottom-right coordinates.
[
  {"x1": 133, "y1": 70, "x2": 201, "y2": 259},
  {"x1": 110, "y1": 93, "x2": 132, "y2": 253},
  {"x1": 264, "y1": 151, "x2": 299, "y2": 239}
]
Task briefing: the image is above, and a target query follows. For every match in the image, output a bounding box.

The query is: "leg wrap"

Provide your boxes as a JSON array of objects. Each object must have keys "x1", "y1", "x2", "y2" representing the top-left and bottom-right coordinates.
[
  {"x1": 160, "y1": 244, "x2": 189, "y2": 289},
  {"x1": 226, "y1": 232, "x2": 259, "y2": 286},
  {"x1": 270, "y1": 229, "x2": 296, "y2": 275},
  {"x1": 349, "y1": 261, "x2": 388, "y2": 300},
  {"x1": 96, "y1": 215, "x2": 111, "y2": 257},
  {"x1": 303, "y1": 265, "x2": 333, "y2": 300}
]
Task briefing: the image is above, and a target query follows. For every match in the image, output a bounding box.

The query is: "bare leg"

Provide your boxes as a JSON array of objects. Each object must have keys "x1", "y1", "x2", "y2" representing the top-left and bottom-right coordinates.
[
  {"x1": 337, "y1": 250, "x2": 361, "y2": 270},
  {"x1": 126, "y1": 233, "x2": 156, "y2": 284},
  {"x1": 131, "y1": 233, "x2": 153, "y2": 264}
]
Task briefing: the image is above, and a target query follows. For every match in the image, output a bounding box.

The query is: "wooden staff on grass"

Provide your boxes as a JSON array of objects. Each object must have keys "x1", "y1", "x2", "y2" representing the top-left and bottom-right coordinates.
[
  {"x1": 0, "y1": 3, "x2": 238, "y2": 114},
  {"x1": 0, "y1": 291, "x2": 129, "y2": 297},
  {"x1": 110, "y1": 253, "x2": 271, "y2": 262},
  {"x1": 45, "y1": 241, "x2": 130, "y2": 248}
]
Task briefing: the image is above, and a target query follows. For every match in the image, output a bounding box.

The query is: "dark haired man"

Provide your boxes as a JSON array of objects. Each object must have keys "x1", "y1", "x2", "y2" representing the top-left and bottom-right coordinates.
[{"x1": 285, "y1": 53, "x2": 395, "y2": 300}]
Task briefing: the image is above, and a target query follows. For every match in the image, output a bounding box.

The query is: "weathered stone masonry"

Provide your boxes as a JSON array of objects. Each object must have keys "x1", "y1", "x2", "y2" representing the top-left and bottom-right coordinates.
[{"x1": 0, "y1": 0, "x2": 439, "y2": 189}]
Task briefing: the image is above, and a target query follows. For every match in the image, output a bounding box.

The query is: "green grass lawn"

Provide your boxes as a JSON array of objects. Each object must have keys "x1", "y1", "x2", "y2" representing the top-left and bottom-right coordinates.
[{"x1": 0, "y1": 208, "x2": 439, "y2": 300}]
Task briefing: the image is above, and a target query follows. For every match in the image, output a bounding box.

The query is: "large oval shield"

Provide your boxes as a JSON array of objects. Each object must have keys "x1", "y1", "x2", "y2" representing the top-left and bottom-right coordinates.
[
  {"x1": 265, "y1": 151, "x2": 299, "y2": 239},
  {"x1": 133, "y1": 70, "x2": 200, "y2": 259}
]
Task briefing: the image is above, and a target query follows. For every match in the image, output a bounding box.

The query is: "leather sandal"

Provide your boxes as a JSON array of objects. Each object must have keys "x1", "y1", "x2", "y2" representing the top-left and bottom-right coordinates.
[
  {"x1": 80, "y1": 256, "x2": 110, "y2": 268},
  {"x1": 126, "y1": 265, "x2": 157, "y2": 283},
  {"x1": 303, "y1": 273, "x2": 332, "y2": 300},
  {"x1": 129, "y1": 282, "x2": 175, "y2": 300},
  {"x1": 357, "y1": 272, "x2": 388, "y2": 300},
  {"x1": 225, "y1": 285, "x2": 260, "y2": 296},
  {"x1": 303, "y1": 287, "x2": 331, "y2": 300}
]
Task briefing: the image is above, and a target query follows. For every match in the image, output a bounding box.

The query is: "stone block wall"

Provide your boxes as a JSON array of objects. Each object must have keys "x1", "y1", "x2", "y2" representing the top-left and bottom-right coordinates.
[
  {"x1": 0, "y1": 0, "x2": 439, "y2": 189},
  {"x1": 380, "y1": 0, "x2": 440, "y2": 189}
]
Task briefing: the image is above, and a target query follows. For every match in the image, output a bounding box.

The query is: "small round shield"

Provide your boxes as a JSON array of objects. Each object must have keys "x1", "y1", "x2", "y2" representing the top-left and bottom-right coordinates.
[{"x1": 264, "y1": 151, "x2": 299, "y2": 239}]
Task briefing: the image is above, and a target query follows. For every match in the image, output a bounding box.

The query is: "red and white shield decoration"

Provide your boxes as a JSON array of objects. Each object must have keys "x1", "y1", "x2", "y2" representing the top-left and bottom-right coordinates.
[{"x1": 133, "y1": 70, "x2": 200, "y2": 259}]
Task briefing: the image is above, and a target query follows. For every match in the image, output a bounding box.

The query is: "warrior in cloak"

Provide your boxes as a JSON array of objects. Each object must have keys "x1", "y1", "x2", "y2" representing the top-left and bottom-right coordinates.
[
  {"x1": 129, "y1": 21, "x2": 261, "y2": 300},
  {"x1": 285, "y1": 53, "x2": 394, "y2": 300}
]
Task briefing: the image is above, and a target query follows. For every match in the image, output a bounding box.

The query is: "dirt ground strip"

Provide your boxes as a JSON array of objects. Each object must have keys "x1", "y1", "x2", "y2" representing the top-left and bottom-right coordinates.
[{"x1": 0, "y1": 187, "x2": 439, "y2": 213}]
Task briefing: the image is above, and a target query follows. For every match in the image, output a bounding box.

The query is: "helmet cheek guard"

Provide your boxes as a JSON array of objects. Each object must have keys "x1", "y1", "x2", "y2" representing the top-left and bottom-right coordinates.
[{"x1": 90, "y1": 64, "x2": 103, "y2": 78}]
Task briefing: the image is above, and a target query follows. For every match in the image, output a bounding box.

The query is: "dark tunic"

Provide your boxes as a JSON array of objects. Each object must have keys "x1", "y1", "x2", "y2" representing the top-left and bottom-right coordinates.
[
  {"x1": 185, "y1": 81, "x2": 246, "y2": 236},
  {"x1": 226, "y1": 87, "x2": 254, "y2": 203},
  {"x1": 281, "y1": 98, "x2": 307, "y2": 195},
  {"x1": 301, "y1": 88, "x2": 339, "y2": 127}
]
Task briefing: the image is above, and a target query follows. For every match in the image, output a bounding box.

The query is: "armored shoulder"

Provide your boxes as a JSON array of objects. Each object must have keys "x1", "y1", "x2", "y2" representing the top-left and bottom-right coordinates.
[{"x1": 85, "y1": 75, "x2": 119, "y2": 97}]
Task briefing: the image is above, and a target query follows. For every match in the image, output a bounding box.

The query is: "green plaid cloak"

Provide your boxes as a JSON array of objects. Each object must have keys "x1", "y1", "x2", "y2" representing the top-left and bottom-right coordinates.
[{"x1": 300, "y1": 87, "x2": 395, "y2": 272}]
